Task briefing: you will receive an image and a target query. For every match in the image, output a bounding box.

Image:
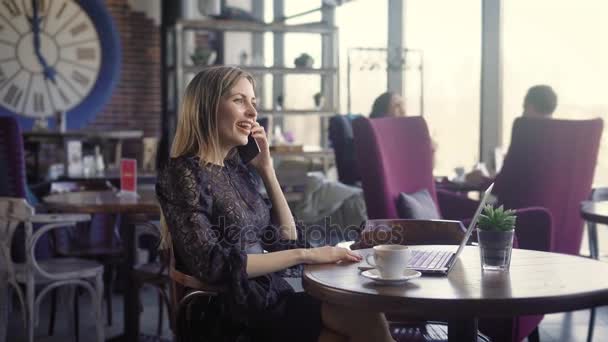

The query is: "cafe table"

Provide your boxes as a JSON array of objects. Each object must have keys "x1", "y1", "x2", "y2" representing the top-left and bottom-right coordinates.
[
  {"x1": 44, "y1": 188, "x2": 159, "y2": 341},
  {"x1": 303, "y1": 245, "x2": 608, "y2": 341}
]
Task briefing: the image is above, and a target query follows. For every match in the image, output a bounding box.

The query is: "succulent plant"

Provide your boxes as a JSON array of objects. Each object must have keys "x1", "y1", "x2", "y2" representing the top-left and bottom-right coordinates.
[{"x1": 477, "y1": 205, "x2": 516, "y2": 232}]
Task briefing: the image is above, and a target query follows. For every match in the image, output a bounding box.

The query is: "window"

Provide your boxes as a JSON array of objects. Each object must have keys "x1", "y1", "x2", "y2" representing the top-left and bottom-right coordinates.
[{"x1": 503, "y1": 0, "x2": 608, "y2": 185}]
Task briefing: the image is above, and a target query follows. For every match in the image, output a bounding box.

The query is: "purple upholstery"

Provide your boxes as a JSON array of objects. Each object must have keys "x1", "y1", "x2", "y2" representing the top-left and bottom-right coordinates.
[
  {"x1": 353, "y1": 116, "x2": 437, "y2": 219},
  {"x1": 0, "y1": 116, "x2": 27, "y2": 198},
  {"x1": 494, "y1": 117, "x2": 603, "y2": 255}
]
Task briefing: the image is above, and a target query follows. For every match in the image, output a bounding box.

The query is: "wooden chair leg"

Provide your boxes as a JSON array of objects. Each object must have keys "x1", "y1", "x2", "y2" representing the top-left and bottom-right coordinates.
[
  {"x1": 104, "y1": 265, "x2": 113, "y2": 326},
  {"x1": 528, "y1": 326, "x2": 540, "y2": 342},
  {"x1": 74, "y1": 289, "x2": 80, "y2": 342},
  {"x1": 588, "y1": 307, "x2": 596, "y2": 342},
  {"x1": 48, "y1": 289, "x2": 57, "y2": 336},
  {"x1": 157, "y1": 290, "x2": 164, "y2": 336}
]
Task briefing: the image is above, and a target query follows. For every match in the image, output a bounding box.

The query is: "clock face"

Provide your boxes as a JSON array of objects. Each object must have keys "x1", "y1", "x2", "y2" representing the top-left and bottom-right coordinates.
[{"x1": 0, "y1": 0, "x2": 102, "y2": 118}]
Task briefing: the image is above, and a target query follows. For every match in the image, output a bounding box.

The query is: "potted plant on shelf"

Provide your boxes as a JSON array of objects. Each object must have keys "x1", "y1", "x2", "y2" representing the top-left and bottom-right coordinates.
[{"x1": 477, "y1": 204, "x2": 517, "y2": 271}]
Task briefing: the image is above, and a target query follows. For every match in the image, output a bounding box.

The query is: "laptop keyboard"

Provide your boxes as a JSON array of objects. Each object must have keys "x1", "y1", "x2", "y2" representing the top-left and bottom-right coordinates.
[{"x1": 409, "y1": 250, "x2": 453, "y2": 269}]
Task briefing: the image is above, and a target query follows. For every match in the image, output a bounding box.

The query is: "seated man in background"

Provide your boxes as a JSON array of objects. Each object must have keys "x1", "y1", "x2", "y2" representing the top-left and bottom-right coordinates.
[
  {"x1": 522, "y1": 84, "x2": 558, "y2": 118},
  {"x1": 465, "y1": 84, "x2": 558, "y2": 186}
]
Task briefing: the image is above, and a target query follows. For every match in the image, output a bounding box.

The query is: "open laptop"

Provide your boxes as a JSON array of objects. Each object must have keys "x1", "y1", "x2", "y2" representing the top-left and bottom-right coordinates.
[
  {"x1": 360, "y1": 183, "x2": 494, "y2": 275},
  {"x1": 408, "y1": 183, "x2": 494, "y2": 275}
]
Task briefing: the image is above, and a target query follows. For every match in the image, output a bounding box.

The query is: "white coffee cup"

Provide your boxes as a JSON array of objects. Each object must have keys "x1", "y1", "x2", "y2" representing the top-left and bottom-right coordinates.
[{"x1": 365, "y1": 245, "x2": 411, "y2": 279}]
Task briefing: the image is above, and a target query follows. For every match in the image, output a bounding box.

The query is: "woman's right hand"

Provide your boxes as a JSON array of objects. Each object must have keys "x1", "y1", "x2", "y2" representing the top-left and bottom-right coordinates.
[{"x1": 302, "y1": 246, "x2": 363, "y2": 264}]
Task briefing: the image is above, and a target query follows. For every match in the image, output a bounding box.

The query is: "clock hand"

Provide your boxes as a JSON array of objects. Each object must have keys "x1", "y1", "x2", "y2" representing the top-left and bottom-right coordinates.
[{"x1": 29, "y1": 0, "x2": 56, "y2": 83}]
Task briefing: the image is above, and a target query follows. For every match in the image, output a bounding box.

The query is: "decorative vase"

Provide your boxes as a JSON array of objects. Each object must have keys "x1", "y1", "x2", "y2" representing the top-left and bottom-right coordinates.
[{"x1": 477, "y1": 229, "x2": 514, "y2": 271}]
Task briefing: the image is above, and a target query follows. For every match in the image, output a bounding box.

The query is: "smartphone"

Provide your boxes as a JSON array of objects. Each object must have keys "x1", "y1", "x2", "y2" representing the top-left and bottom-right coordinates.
[{"x1": 237, "y1": 133, "x2": 260, "y2": 164}]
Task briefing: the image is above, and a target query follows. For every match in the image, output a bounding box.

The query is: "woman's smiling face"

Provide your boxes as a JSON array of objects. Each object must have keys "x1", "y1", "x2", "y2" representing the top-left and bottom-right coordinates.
[{"x1": 217, "y1": 77, "x2": 258, "y2": 149}]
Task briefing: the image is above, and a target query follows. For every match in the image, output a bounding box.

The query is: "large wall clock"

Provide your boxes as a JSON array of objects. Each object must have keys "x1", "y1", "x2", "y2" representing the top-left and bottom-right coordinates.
[{"x1": 0, "y1": 0, "x2": 121, "y2": 130}]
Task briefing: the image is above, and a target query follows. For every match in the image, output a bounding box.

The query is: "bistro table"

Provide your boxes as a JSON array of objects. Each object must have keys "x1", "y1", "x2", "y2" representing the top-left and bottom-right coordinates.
[
  {"x1": 44, "y1": 188, "x2": 159, "y2": 341},
  {"x1": 303, "y1": 245, "x2": 608, "y2": 341}
]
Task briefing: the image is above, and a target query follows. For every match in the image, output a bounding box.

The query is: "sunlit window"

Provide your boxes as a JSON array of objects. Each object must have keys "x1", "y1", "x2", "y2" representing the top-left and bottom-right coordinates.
[{"x1": 503, "y1": 0, "x2": 608, "y2": 186}]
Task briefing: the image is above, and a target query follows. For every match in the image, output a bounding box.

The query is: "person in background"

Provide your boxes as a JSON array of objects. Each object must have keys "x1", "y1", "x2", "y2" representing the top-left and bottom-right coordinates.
[
  {"x1": 522, "y1": 84, "x2": 558, "y2": 118},
  {"x1": 465, "y1": 84, "x2": 558, "y2": 186},
  {"x1": 369, "y1": 92, "x2": 406, "y2": 118},
  {"x1": 156, "y1": 66, "x2": 395, "y2": 342}
]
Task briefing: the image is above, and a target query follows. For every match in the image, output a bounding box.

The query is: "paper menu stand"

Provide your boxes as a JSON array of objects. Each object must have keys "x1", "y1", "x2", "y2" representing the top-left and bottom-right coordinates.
[{"x1": 118, "y1": 158, "x2": 138, "y2": 197}]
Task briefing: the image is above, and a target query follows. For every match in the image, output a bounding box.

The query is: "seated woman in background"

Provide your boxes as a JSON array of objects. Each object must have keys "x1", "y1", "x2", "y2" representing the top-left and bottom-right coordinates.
[
  {"x1": 369, "y1": 91, "x2": 407, "y2": 118},
  {"x1": 156, "y1": 66, "x2": 395, "y2": 342}
]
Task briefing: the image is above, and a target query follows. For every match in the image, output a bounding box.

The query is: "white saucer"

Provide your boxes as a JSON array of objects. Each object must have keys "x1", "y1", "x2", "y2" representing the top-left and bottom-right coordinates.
[{"x1": 361, "y1": 269, "x2": 422, "y2": 285}]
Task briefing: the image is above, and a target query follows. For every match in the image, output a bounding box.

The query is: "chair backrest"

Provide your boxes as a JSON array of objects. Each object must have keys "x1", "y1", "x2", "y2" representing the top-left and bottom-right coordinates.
[
  {"x1": 352, "y1": 116, "x2": 436, "y2": 219},
  {"x1": 162, "y1": 209, "x2": 223, "y2": 341},
  {"x1": 494, "y1": 117, "x2": 603, "y2": 255},
  {"x1": 351, "y1": 219, "x2": 466, "y2": 250},
  {"x1": 0, "y1": 198, "x2": 35, "y2": 271},
  {"x1": 0, "y1": 116, "x2": 27, "y2": 198},
  {"x1": 329, "y1": 114, "x2": 363, "y2": 185}
]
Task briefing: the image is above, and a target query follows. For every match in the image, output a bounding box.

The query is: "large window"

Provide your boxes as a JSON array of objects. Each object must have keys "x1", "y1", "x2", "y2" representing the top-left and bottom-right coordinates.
[
  {"x1": 503, "y1": 0, "x2": 608, "y2": 186},
  {"x1": 404, "y1": 0, "x2": 482, "y2": 177}
]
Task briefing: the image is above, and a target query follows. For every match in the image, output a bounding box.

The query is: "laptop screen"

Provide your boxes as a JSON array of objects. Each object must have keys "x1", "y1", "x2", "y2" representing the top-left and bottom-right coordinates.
[{"x1": 451, "y1": 183, "x2": 495, "y2": 263}]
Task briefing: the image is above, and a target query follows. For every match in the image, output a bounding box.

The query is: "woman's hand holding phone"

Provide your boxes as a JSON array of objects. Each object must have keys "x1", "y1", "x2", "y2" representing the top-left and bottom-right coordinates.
[{"x1": 248, "y1": 122, "x2": 272, "y2": 172}]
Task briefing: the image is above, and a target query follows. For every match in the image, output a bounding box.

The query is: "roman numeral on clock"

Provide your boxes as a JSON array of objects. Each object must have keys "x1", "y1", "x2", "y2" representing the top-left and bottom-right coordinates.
[
  {"x1": 33, "y1": 92, "x2": 45, "y2": 112},
  {"x1": 56, "y1": 2, "x2": 67, "y2": 19},
  {"x1": 57, "y1": 87, "x2": 69, "y2": 104},
  {"x1": 71, "y1": 70, "x2": 90, "y2": 87},
  {"x1": 70, "y1": 22, "x2": 88, "y2": 37},
  {"x1": 4, "y1": 84, "x2": 23, "y2": 108},
  {"x1": 0, "y1": 67, "x2": 6, "y2": 86},
  {"x1": 2, "y1": 0, "x2": 21, "y2": 17},
  {"x1": 76, "y1": 47, "x2": 96, "y2": 60}
]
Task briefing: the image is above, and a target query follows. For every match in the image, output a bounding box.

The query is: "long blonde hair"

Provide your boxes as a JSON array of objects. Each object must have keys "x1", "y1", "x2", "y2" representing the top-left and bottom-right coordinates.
[{"x1": 160, "y1": 66, "x2": 255, "y2": 249}]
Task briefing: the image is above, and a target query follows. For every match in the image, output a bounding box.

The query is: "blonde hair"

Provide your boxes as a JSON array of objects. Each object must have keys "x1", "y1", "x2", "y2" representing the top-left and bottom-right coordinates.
[{"x1": 160, "y1": 66, "x2": 255, "y2": 249}]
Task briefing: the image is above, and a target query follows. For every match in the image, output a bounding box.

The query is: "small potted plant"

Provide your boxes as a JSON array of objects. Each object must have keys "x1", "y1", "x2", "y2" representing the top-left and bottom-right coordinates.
[{"x1": 477, "y1": 204, "x2": 516, "y2": 271}]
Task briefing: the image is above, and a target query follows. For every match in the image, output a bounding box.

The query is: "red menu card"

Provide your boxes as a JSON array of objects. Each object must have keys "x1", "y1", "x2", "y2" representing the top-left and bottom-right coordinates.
[{"x1": 120, "y1": 159, "x2": 137, "y2": 194}]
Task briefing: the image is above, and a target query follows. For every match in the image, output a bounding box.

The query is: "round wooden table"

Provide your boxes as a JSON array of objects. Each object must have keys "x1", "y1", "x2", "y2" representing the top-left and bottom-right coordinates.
[
  {"x1": 44, "y1": 189, "x2": 159, "y2": 342},
  {"x1": 303, "y1": 245, "x2": 608, "y2": 341},
  {"x1": 44, "y1": 188, "x2": 159, "y2": 215}
]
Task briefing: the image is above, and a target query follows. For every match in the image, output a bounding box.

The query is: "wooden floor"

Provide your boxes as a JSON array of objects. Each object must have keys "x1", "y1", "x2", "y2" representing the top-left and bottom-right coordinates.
[{"x1": 4, "y1": 285, "x2": 608, "y2": 342}]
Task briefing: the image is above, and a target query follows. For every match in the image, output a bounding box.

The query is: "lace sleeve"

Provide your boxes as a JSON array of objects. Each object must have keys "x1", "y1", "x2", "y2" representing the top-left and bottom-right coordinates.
[{"x1": 156, "y1": 158, "x2": 249, "y2": 305}]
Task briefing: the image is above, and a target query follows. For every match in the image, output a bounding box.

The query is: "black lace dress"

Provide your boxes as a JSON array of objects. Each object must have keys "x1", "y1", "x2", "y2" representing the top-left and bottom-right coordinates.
[{"x1": 156, "y1": 155, "x2": 322, "y2": 341}]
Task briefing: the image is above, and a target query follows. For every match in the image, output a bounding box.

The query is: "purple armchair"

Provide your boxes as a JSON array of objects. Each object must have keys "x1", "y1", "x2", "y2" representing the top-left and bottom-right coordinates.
[
  {"x1": 352, "y1": 116, "x2": 478, "y2": 220},
  {"x1": 494, "y1": 117, "x2": 603, "y2": 256}
]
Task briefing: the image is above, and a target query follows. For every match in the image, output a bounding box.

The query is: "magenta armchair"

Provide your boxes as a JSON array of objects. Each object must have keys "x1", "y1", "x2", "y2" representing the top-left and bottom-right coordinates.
[
  {"x1": 494, "y1": 117, "x2": 603, "y2": 256},
  {"x1": 352, "y1": 116, "x2": 479, "y2": 220}
]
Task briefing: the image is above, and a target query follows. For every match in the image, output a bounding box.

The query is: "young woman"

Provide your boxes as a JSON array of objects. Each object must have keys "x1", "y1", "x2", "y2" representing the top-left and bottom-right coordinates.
[{"x1": 156, "y1": 66, "x2": 394, "y2": 342}]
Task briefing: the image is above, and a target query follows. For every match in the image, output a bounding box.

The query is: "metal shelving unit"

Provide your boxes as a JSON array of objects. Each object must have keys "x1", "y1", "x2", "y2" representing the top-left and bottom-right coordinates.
[{"x1": 164, "y1": 15, "x2": 339, "y2": 147}]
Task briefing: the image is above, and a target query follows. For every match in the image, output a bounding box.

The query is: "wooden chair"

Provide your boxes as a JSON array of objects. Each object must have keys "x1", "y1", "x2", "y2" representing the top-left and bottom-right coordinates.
[
  {"x1": 131, "y1": 221, "x2": 170, "y2": 337},
  {"x1": 168, "y1": 241, "x2": 222, "y2": 342}
]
